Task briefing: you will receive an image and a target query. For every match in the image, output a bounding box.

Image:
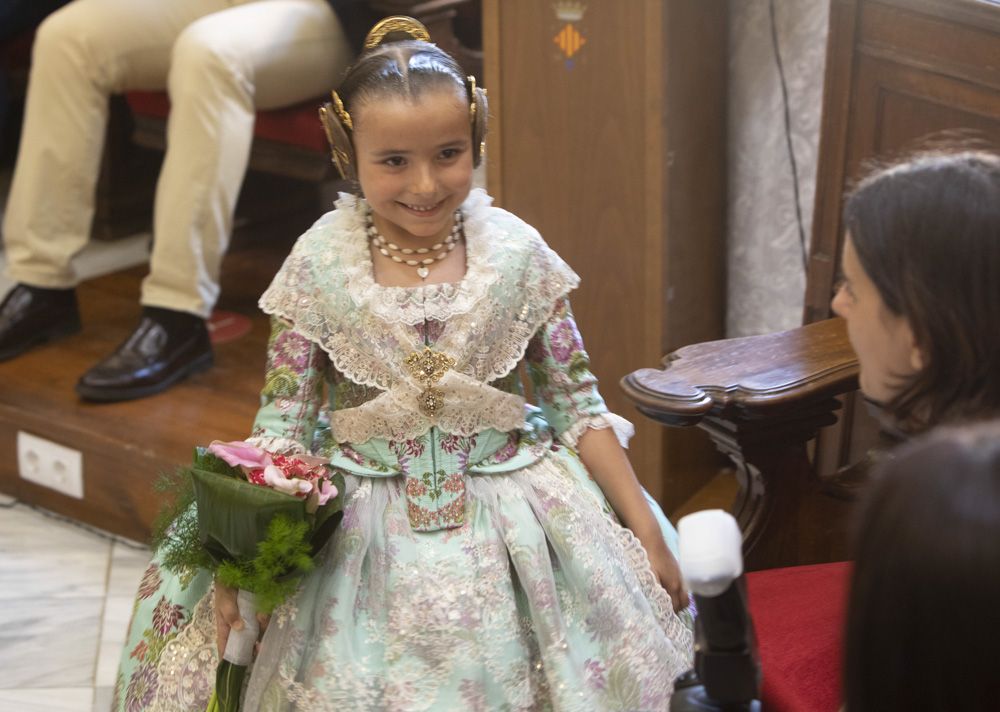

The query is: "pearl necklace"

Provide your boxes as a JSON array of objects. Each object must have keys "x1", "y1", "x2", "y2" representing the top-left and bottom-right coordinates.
[{"x1": 367, "y1": 210, "x2": 463, "y2": 280}]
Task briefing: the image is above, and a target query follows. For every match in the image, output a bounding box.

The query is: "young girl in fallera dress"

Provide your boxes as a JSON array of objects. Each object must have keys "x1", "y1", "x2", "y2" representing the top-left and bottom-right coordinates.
[{"x1": 115, "y1": 17, "x2": 694, "y2": 711}]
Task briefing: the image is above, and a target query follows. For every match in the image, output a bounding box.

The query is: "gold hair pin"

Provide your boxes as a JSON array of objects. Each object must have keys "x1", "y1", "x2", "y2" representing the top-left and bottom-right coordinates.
[
  {"x1": 468, "y1": 75, "x2": 477, "y2": 123},
  {"x1": 331, "y1": 91, "x2": 353, "y2": 131}
]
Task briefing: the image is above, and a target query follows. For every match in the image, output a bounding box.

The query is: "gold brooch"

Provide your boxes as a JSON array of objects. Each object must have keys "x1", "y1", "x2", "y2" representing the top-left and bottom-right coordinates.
[
  {"x1": 419, "y1": 387, "x2": 445, "y2": 416},
  {"x1": 405, "y1": 348, "x2": 456, "y2": 416}
]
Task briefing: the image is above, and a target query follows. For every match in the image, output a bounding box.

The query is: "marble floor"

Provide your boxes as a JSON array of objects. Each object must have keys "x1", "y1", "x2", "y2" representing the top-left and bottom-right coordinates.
[{"x1": 0, "y1": 492, "x2": 150, "y2": 711}]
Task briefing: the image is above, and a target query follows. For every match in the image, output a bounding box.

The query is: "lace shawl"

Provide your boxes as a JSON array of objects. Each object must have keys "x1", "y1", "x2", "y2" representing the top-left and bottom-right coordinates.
[{"x1": 259, "y1": 189, "x2": 580, "y2": 443}]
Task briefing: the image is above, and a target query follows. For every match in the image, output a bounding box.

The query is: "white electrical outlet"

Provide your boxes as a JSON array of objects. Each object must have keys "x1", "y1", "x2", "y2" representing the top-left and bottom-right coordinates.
[{"x1": 17, "y1": 431, "x2": 84, "y2": 499}]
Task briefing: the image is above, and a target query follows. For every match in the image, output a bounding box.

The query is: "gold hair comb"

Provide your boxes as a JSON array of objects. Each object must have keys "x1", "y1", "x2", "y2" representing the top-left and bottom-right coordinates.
[{"x1": 363, "y1": 16, "x2": 431, "y2": 51}]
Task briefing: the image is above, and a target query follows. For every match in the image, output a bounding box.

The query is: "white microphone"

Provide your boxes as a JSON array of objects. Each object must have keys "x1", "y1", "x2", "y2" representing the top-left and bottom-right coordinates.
[
  {"x1": 670, "y1": 509, "x2": 761, "y2": 710},
  {"x1": 678, "y1": 509, "x2": 744, "y2": 597}
]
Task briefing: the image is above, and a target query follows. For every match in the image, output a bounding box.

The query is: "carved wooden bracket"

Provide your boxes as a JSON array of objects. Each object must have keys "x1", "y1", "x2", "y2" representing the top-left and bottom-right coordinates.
[{"x1": 621, "y1": 318, "x2": 859, "y2": 570}]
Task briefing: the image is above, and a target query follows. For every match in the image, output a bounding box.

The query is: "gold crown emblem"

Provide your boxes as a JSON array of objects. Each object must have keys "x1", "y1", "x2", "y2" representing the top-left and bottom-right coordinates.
[{"x1": 554, "y1": 1, "x2": 586, "y2": 22}]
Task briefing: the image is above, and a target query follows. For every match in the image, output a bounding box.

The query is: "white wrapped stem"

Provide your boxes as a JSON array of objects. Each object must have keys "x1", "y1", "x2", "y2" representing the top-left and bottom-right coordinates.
[{"x1": 222, "y1": 589, "x2": 259, "y2": 666}]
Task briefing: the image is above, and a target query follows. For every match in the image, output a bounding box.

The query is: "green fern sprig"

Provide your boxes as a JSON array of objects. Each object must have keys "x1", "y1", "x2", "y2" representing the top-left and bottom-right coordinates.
[{"x1": 215, "y1": 516, "x2": 315, "y2": 614}]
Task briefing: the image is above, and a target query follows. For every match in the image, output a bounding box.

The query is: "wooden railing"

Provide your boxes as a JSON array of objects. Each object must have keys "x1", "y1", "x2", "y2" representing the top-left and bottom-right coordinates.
[{"x1": 621, "y1": 317, "x2": 859, "y2": 570}]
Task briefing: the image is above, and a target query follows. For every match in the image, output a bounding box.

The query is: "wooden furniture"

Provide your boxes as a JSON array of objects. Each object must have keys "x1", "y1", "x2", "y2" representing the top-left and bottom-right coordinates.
[
  {"x1": 482, "y1": 0, "x2": 729, "y2": 508},
  {"x1": 622, "y1": 318, "x2": 858, "y2": 571},
  {"x1": 806, "y1": 0, "x2": 1000, "y2": 325},
  {"x1": 623, "y1": 0, "x2": 1000, "y2": 569},
  {"x1": 126, "y1": 91, "x2": 334, "y2": 184}
]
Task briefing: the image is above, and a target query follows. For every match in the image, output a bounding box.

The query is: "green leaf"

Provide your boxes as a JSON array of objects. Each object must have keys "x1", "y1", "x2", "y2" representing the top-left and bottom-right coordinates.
[
  {"x1": 150, "y1": 467, "x2": 213, "y2": 577},
  {"x1": 214, "y1": 660, "x2": 247, "y2": 712},
  {"x1": 153, "y1": 456, "x2": 345, "y2": 618},
  {"x1": 215, "y1": 516, "x2": 315, "y2": 614},
  {"x1": 190, "y1": 467, "x2": 308, "y2": 563},
  {"x1": 192, "y1": 449, "x2": 244, "y2": 478}
]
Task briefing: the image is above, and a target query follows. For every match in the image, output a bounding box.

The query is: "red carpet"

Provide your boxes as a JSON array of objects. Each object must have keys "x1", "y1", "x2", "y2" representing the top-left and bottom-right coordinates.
[{"x1": 746, "y1": 562, "x2": 852, "y2": 712}]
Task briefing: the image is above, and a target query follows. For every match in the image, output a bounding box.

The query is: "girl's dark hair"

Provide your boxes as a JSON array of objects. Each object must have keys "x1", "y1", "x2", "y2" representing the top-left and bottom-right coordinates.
[
  {"x1": 843, "y1": 151, "x2": 1000, "y2": 430},
  {"x1": 338, "y1": 39, "x2": 468, "y2": 112},
  {"x1": 843, "y1": 420, "x2": 1000, "y2": 712}
]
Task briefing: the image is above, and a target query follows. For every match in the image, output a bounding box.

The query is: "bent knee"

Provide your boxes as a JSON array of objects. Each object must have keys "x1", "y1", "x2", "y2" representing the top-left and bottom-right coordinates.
[
  {"x1": 170, "y1": 22, "x2": 251, "y2": 95},
  {"x1": 34, "y1": 4, "x2": 96, "y2": 58}
]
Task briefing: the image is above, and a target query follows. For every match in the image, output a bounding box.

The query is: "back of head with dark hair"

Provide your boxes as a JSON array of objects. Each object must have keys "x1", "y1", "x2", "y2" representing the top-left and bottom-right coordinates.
[
  {"x1": 843, "y1": 421, "x2": 1000, "y2": 712},
  {"x1": 843, "y1": 152, "x2": 1000, "y2": 430}
]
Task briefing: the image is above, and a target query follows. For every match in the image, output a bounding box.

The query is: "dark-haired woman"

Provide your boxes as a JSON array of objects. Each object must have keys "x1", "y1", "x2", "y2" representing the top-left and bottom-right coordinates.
[
  {"x1": 751, "y1": 152, "x2": 1000, "y2": 711},
  {"x1": 833, "y1": 151, "x2": 1000, "y2": 431}
]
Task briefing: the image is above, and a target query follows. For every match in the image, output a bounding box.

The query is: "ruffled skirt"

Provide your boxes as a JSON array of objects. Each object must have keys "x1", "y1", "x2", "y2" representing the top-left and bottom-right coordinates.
[{"x1": 115, "y1": 448, "x2": 693, "y2": 711}]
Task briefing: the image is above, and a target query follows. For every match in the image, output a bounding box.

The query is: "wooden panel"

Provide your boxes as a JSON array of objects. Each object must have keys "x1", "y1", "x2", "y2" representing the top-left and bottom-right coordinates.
[
  {"x1": 804, "y1": 0, "x2": 861, "y2": 325},
  {"x1": 850, "y1": 55, "x2": 1000, "y2": 160},
  {"x1": 661, "y1": 1, "x2": 729, "y2": 353},
  {"x1": 492, "y1": 0, "x2": 660, "y2": 493},
  {"x1": 860, "y1": 1, "x2": 1000, "y2": 90},
  {"x1": 806, "y1": 0, "x2": 1000, "y2": 323},
  {"x1": 485, "y1": 0, "x2": 727, "y2": 507},
  {"x1": 482, "y1": 0, "x2": 502, "y2": 201}
]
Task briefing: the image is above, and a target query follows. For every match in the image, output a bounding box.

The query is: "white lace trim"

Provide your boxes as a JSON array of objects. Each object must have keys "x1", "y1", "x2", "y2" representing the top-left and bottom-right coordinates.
[
  {"x1": 245, "y1": 435, "x2": 308, "y2": 456},
  {"x1": 560, "y1": 412, "x2": 636, "y2": 450},
  {"x1": 258, "y1": 188, "x2": 581, "y2": 443},
  {"x1": 559, "y1": 457, "x2": 694, "y2": 664},
  {"x1": 331, "y1": 371, "x2": 527, "y2": 443},
  {"x1": 615, "y1": 522, "x2": 695, "y2": 657},
  {"x1": 340, "y1": 189, "x2": 501, "y2": 326},
  {"x1": 148, "y1": 592, "x2": 218, "y2": 712}
]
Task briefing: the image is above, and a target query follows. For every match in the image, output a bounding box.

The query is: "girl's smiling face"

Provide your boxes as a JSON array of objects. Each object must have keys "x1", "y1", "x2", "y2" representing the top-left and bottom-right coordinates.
[
  {"x1": 831, "y1": 233, "x2": 923, "y2": 405},
  {"x1": 353, "y1": 86, "x2": 474, "y2": 248}
]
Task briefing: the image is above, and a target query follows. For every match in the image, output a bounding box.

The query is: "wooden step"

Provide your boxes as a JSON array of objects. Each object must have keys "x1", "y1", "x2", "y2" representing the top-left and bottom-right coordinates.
[{"x1": 0, "y1": 216, "x2": 307, "y2": 541}]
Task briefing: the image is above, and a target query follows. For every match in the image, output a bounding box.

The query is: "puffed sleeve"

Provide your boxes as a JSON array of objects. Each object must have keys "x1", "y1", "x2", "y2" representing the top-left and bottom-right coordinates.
[
  {"x1": 524, "y1": 297, "x2": 635, "y2": 449},
  {"x1": 247, "y1": 317, "x2": 328, "y2": 454}
]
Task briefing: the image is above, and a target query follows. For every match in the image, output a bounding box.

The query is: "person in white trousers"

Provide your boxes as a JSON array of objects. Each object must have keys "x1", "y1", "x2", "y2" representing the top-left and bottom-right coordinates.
[{"x1": 0, "y1": 0, "x2": 368, "y2": 400}]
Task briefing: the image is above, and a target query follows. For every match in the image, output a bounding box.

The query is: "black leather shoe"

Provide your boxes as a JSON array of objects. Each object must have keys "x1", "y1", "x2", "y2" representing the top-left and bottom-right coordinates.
[
  {"x1": 75, "y1": 307, "x2": 213, "y2": 401},
  {"x1": 0, "y1": 284, "x2": 81, "y2": 361}
]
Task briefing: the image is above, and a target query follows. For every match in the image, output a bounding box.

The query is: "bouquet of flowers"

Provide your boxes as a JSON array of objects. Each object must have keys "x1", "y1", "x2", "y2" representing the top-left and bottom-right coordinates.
[{"x1": 151, "y1": 440, "x2": 345, "y2": 712}]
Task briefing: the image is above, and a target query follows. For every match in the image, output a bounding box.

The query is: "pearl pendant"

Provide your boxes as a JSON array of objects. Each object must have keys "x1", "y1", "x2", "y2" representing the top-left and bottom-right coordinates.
[{"x1": 417, "y1": 266, "x2": 430, "y2": 279}]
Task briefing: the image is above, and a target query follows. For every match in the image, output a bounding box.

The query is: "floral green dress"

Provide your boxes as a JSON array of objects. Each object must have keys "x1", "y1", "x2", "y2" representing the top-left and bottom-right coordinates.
[{"x1": 115, "y1": 189, "x2": 693, "y2": 711}]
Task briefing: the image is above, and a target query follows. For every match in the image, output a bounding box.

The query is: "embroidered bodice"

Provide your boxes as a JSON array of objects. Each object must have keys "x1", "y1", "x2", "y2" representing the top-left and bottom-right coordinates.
[{"x1": 249, "y1": 189, "x2": 631, "y2": 531}]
